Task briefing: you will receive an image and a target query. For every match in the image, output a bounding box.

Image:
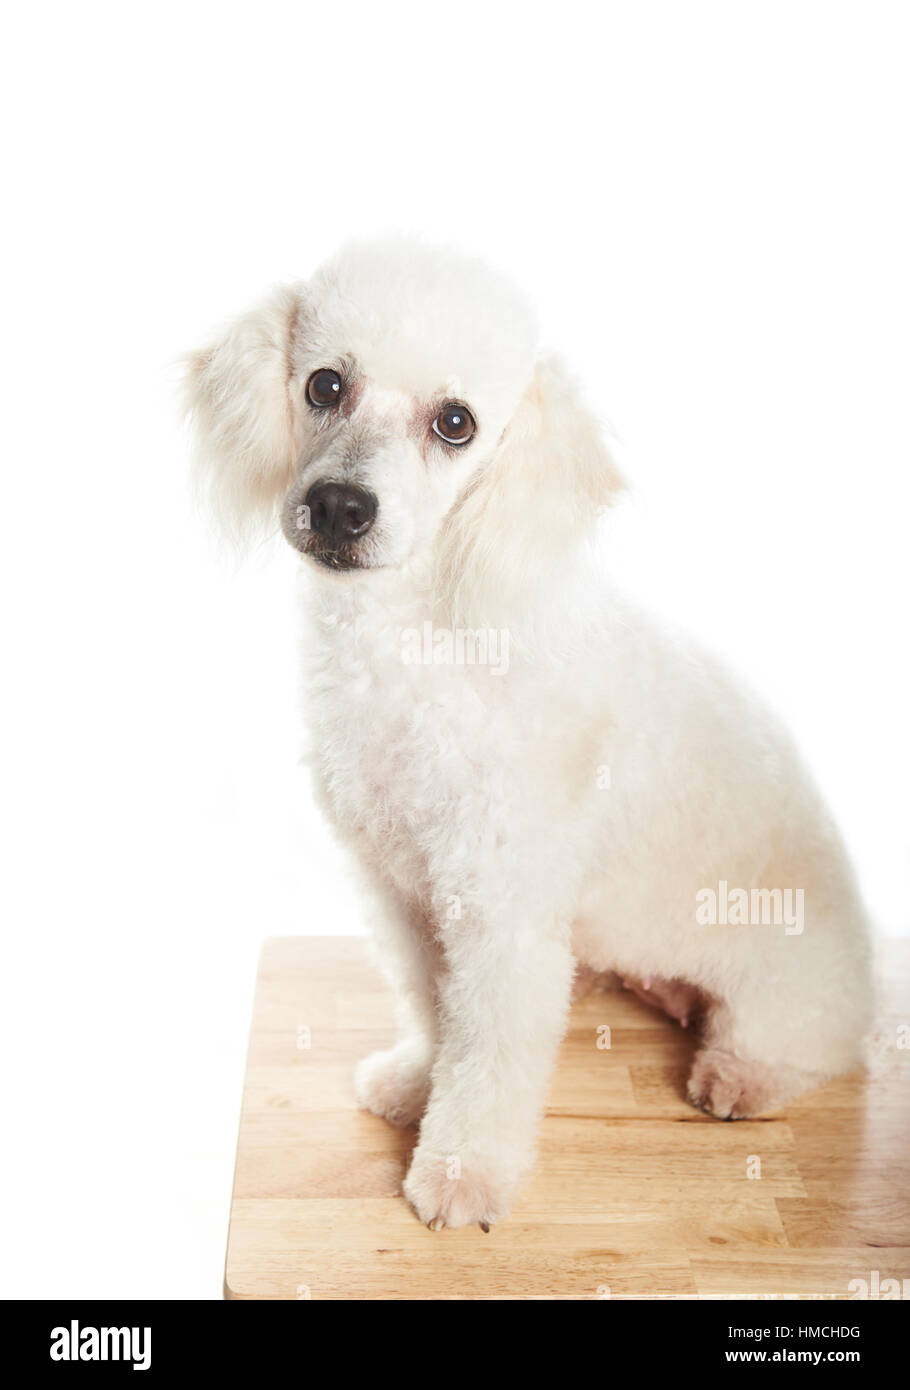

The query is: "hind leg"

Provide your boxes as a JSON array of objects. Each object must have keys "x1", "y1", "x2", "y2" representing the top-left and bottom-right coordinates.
[
  {"x1": 686, "y1": 1045, "x2": 823, "y2": 1118},
  {"x1": 685, "y1": 941, "x2": 870, "y2": 1119},
  {"x1": 686, "y1": 990, "x2": 846, "y2": 1118}
]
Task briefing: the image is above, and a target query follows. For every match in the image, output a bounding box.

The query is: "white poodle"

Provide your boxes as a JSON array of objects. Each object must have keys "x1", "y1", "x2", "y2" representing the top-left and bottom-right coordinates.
[{"x1": 186, "y1": 237, "x2": 873, "y2": 1230}]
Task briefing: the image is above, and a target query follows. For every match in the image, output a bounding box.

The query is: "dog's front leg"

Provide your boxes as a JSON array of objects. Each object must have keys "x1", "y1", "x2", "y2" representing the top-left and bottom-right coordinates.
[
  {"x1": 354, "y1": 886, "x2": 440, "y2": 1128},
  {"x1": 403, "y1": 913, "x2": 574, "y2": 1230}
]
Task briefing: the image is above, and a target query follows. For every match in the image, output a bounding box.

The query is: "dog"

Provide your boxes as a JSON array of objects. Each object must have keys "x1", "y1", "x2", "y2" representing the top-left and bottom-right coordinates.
[{"x1": 185, "y1": 237, "x2": 873, "y2": 1230}]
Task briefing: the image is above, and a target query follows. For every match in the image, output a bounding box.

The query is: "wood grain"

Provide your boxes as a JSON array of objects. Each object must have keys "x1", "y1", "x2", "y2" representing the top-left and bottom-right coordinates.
[{"x1": 225, "y1": 936, "x2": 910, "y2": 1300}]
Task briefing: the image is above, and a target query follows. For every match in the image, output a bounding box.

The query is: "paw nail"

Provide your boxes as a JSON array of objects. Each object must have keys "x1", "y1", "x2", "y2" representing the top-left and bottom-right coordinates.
[
  {"x1": 480, "y1": 1221, "x2": 490, "y2": 1233},
  {"x1": 428, "y1": 1217, "x2": 445, "y2": 1231}
]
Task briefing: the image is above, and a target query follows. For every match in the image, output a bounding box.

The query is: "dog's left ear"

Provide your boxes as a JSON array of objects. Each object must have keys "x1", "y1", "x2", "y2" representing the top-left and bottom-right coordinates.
[{"x1": 434, "y1": 355, "x2": 626, "y2": 629}]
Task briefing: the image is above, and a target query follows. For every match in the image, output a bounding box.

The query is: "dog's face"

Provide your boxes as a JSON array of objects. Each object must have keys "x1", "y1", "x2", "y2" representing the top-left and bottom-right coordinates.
[
  {"x1": 279, "y1": 375, "x2": 482, "y2": 572},
  {"x1": 276, "y1": 243, "x2": 538, "y2": 572},
  {"x1": 186, "y1": 238, "x2": 624, "y2": 621}
]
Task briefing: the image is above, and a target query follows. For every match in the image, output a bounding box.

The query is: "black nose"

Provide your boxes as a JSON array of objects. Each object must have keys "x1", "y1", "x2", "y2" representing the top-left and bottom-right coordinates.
[{"x1": 305, "y1": 482, "x2": 377, "y2": 543}]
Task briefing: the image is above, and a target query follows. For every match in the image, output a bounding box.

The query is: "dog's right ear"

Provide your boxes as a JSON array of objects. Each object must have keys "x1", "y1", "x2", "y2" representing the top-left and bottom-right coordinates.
[{"x1": 183, "y1": 285, "x2": 302, "y2": 542}]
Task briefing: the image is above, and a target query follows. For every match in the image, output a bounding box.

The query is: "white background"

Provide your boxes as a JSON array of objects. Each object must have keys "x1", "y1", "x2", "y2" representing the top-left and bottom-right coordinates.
[{"x1": 1, "y1": 2, "x2": 907, "y2": 1298}]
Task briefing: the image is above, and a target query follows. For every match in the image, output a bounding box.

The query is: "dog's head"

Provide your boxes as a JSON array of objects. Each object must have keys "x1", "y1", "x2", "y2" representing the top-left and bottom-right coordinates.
[{"x1": 185, "y1": 238, "x2": 624, "y2": 623}]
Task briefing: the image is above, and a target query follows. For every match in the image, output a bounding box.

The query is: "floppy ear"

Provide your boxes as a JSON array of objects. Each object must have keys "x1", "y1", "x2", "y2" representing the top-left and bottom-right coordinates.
[
  {"x1": 433, "y1": 355, "x2": 626, "y2": 630},
  {"x1": 183, "y1": 285, "x2": 302, "y2": 542}
]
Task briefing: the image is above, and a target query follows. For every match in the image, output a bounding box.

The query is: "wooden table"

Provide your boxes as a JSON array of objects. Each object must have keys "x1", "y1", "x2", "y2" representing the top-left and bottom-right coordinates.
[{"x1": 225, "y1": 936, "x2": 910, "y2": 1300}]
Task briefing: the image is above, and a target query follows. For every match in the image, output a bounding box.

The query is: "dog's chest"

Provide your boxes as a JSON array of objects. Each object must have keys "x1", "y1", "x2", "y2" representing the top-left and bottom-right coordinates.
[{"x1": 302, "y1": 611, "x2": 516, "y2": 889}]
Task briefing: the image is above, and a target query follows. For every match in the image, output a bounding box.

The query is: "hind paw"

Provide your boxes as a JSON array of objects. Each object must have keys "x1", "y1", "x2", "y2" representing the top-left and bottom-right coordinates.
[{"x1": 687, "y1": 1047, "x2": 780, "y2": 1119}]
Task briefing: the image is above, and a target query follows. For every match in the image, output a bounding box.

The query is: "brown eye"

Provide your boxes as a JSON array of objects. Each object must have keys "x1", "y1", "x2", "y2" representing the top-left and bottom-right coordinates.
[
  {"x1": 306, "y1": 368, "x2": 343, "y2": 408},
  {"x1": 433, "y1": 402, "x2": 476, "y2": 445}
]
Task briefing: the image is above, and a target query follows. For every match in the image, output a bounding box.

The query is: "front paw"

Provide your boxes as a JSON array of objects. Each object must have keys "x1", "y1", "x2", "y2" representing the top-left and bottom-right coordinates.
[
  {"x1": 403, "y1": 1145, "x2": 518, "y2": 1230},
  {"x1": 354, "y1": 1041, "x2": 432, "y2": 1127}
]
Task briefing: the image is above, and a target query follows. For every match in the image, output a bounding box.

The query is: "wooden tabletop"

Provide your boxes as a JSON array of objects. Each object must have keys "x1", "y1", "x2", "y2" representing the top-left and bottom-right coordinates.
[{"x1": 225, "y1": 935, "x2": 910, "y2": 1300}]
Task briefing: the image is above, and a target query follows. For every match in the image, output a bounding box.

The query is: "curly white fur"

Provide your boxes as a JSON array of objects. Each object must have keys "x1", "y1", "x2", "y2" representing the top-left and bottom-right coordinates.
[{"x1": 185, "y1": 236, "x2": 873, "y2": 1230}]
